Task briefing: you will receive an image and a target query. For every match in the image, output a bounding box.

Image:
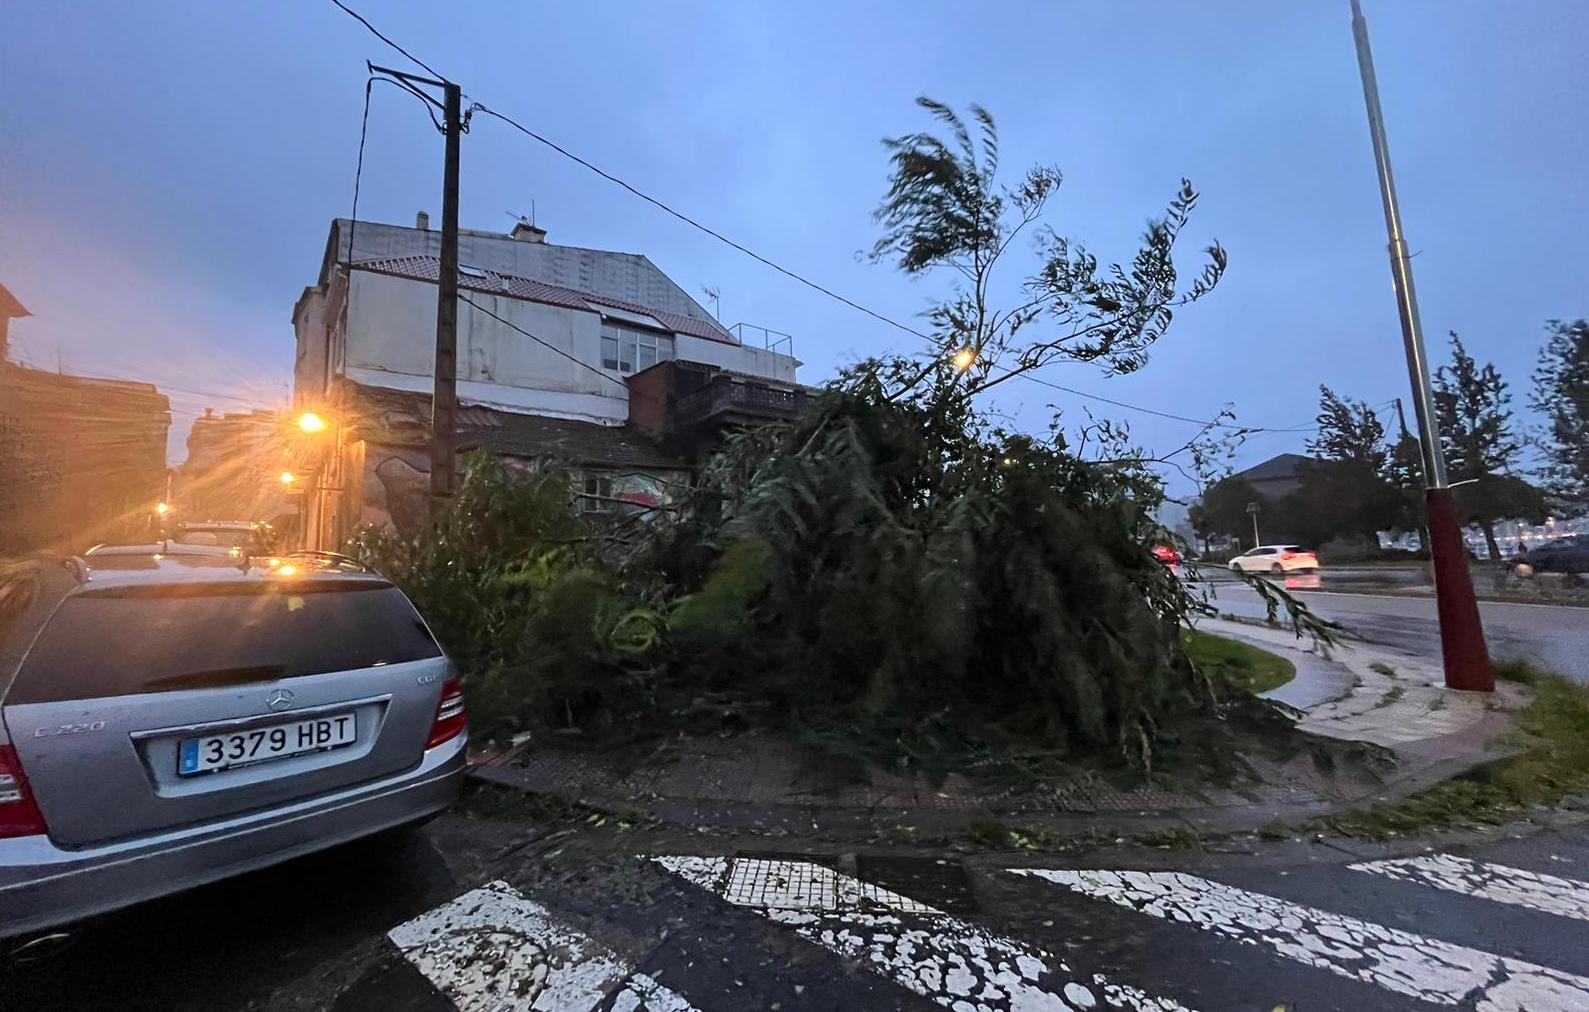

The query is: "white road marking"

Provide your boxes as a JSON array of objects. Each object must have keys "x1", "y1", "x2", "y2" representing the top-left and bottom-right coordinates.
[
  {"x1": 1019, "y1": 868, "x2": 1589, "y2": 1011},
  {"x1": 657, "y1": 855, "x2": 1194, "y2": 1011},
  {"x1": 1351, "y1": 853, "x2": 1589, "y2": 923},
  {"x1": 387, "y1": 880, "x2": 698, "y2": 1012}
]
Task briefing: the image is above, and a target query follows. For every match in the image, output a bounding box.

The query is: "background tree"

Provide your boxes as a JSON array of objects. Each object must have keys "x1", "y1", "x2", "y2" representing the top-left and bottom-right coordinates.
[
  {"x1": 1308, "y1": 386, "x2": 1387, "y2": 472},
  {"x1": 1297, "y1": 386, "x2": 1400, "y2": 547},
  {"x1": 1383, "y1": 424, "x2": 1429, "y2": 551},
  {"x1": 1190, "y1": 476, "x2": 1263, "y2": 548},
  {"x1": 1434, "y1": 331, "x2": 1534, "y2": 560},
  {"x1": 1531, "y1": 319, "x2": 1589, "y2": 515}
]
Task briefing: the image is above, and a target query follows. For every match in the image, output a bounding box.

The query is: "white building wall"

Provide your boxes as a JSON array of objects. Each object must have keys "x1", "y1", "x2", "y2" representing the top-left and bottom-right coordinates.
[
  {"x1": 344, "y1": 271, "x2": 630, "y2": 424},
  {"x1": 674, "y1": 335, "x2": 799, "y2": 383},
  {"x1": 339, "y1": 270, "x2": 801, "y2": 424}
]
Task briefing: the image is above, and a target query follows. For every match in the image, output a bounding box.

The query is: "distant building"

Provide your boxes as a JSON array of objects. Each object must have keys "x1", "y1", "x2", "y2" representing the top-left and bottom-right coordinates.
[
  {"x1": 1229, "y1": 452, "x2": 1319, "y2": 500},
  {"x1": 292, "y1": 216, "x2": 805, "y2": 548},
  {"x1": 1, "y1": 303, "x2": 171, "y2": 554},
  {"x1": 175, "y1": 408, "x2": 297, "y2": 532},
  {"x1": 0, "y1": 282, "x2": 30, "y2": 362}
]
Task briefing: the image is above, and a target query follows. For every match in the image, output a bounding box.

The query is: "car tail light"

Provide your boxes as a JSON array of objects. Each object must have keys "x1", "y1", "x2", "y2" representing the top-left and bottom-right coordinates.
[
  {"x1": 0, "y1": 745, "x2": 48, "y2": 839},
  {"x1": 425, "y1": 676, "x2": 467, "y2": 749}
]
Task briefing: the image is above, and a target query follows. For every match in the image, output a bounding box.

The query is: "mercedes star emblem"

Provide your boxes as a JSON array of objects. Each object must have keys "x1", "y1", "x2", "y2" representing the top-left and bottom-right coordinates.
[{"x1": 265, "y1": 689, "x2": 295, "y2": 711}]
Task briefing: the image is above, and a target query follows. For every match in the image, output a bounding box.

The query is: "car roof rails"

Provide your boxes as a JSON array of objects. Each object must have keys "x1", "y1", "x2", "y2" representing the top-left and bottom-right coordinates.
[
  {"x1": 279, "y1": 549, "x2": 371, "y2": 573},
  {"x1": 61, "y1": 557, "x2": 91, "y2": 584}
]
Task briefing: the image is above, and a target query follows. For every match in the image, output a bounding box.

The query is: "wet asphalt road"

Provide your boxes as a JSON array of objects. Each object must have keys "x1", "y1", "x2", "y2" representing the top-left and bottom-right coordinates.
[
  {"x1": 11, "y1": 805, "x2": 1589, "y2": 1011},
  {"x1": 1192, "y1": 568, "x2": 1589, "y2": 683}
]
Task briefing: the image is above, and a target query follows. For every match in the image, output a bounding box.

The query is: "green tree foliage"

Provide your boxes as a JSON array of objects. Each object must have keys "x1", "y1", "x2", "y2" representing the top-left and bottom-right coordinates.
[
  {"x1": 1384, "y1": 427, "x2": 1428, "y2": 546},
  {"x1": 644, "y1": 359, "x2": 1292, "y2": 774},
  {"x1": 1293, "y1": 387, "x2": 1401, "y2": 547},
  {"x1": 1308, "y1": 386, "x2": 1386, "y2": 472},
  {"x1": 1434, "y1": 332, "x2": 1538, "y2": 560},
  {"x1": 870, "y1": 98, "x2": 1227, "y2": 386},
  {"x1": 347, "y1": 454, "x2": 663, "y2": 735},
  {"x1": 1190, "y1": 476, "x2": 1262, "y2": 546},
  {"x1": 1531, "y1": 319, "x2": 1589, "y2": 514}
]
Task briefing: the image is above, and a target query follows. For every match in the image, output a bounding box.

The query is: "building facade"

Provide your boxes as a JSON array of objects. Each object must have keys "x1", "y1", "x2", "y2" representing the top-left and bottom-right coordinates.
[
  {"x1": 292, "y1": 217, "x2": 804, "y2": 548},
  {"x1": 1, "y1": 364, "x2": 171, "y2": 555}
]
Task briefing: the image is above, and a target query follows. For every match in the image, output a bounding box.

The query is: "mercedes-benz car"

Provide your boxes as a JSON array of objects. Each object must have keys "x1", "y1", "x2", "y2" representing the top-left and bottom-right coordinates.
[{"x1": 0, "y1": 550, "x2": 466, "y2": 942}]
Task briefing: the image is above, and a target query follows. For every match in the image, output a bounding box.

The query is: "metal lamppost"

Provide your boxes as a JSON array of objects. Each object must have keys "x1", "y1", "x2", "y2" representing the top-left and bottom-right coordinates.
[
  {"x1": 1246, "y1": 501, "x2": 1262, "y2": 550},
  {"x1": 1348, "y1": 0, "x2": 1493, "y2": 691}
]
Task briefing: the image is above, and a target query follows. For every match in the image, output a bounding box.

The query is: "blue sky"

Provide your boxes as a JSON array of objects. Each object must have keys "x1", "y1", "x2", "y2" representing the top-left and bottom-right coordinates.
[{"x1": 3, "y1": 1, "x2": 1586, "y2": 494}]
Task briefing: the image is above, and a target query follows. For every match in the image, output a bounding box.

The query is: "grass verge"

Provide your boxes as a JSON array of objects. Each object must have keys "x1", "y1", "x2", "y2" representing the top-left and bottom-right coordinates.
[
  {"x1": 1312, "y1": 659, "x2": 1589, "y2": 840},
  {"x1": 1184, "y1": 628, "x2": 1297, "y2": 695}
]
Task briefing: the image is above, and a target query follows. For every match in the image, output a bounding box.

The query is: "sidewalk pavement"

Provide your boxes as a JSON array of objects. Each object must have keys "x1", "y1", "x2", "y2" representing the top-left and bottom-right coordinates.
[{"x1": 472, "y1": 621, "x2": 1529, "y2": 839}]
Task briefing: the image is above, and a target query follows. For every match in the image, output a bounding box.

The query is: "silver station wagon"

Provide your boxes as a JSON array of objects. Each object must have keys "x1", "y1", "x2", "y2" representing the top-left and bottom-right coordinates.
[{"x1": 0, "y1": 549, "x2": 466, "y2": 943}]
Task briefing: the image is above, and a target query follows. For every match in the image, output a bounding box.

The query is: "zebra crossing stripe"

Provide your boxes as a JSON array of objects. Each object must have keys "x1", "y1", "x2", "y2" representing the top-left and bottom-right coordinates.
[
  {"x1": 387, "y1": 879, "x2": 698, "y2": 1012},
  {"x1": 1016, "y1": 868, "x2": 1589, "y2": 1011},
  {"x1": 656, "y1": 855, "x2": 1195, "y2": 1011},
  {"x1": 1350, "y1": 853, "x2": 1589, "y2": 923}
]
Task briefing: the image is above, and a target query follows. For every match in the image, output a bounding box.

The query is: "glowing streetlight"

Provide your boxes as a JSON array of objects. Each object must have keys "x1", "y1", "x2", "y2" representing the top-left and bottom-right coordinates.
[
  {"x1": 951, "y1": 347, "x2": 976, "y2": 373},
  {"x1": 297, "y1": 411, "x2": 328, "y2": 434},
  {"x1": 279, "y1": 471, "x2": 296, "y2": 486},
  {"x1": 154, "y1": 501, "x2": 171, "y2": 516}
]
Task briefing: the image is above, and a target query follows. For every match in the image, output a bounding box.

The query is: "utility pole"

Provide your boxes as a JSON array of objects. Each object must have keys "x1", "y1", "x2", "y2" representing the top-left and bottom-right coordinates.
[
  {"x1": 430, "y1": 80, "x2": 462, "y2": 510},
  {"x1": 1246, "y1": 501, "x2": 1261, "y2": 550},
  {"x1": 369, "y1": 64, "x2": 463, "y2": 514},
  {"x1": 1348, "y1": 1, "x2": 1493, "y2": 691}
]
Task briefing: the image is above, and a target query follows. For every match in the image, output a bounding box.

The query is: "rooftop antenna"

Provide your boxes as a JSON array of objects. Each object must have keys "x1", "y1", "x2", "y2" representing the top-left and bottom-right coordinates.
[
  {"x1": 701, "y1": 285, "x2": 722, "y2": 321},
  {"x1": 504, "y1": 203, "x2": 537, "y2": 228}
]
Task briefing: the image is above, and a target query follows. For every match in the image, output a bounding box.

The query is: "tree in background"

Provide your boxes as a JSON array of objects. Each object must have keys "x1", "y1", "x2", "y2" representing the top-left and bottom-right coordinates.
[
  {"x1": 1434, "y1": 331, "x2": 1539, "y2": 560},
  {"x1": 1531, "y1": 319, "x2": 1589, "y2": 515},
  {"x1": 1295, "y1": 386, "x2": 1400, "y2": 547},
  {"x1": 1190, "y1": 476, "x2": 1262, "y2": 548},
  {"x1": 1384, "y1": 423, "x2": 1429, "y2": 550},
  {"x1": 1309, "y1": 386, "x2": 1387, "y2": 472}
]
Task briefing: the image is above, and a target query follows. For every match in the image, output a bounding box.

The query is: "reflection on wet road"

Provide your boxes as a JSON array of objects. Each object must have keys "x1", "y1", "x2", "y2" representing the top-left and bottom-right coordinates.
[{"x1": 1186, "y1": 566, "x2": 1589, "y2": 683}]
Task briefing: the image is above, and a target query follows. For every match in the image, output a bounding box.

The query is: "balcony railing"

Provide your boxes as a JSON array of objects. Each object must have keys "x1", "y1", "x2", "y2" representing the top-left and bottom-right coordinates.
[{"x1": 673, "y1": 376, "x2": 808, "y2": 429}]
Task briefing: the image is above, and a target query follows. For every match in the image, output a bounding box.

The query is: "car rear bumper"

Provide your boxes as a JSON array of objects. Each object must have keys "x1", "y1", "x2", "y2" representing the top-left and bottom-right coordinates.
[{"x1": 0, "y1": 733, "x2": 465, "y2": 940}]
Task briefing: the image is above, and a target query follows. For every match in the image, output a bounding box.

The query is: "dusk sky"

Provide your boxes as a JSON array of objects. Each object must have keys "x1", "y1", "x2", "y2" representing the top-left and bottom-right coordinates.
[{"x1": 3, "y1": 1, "x2": 1586, "y2": 496}]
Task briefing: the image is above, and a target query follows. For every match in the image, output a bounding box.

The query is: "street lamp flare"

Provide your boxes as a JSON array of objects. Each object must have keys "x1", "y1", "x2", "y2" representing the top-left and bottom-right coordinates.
[{"x1": 297, "y1": 412, "x2": 328, "y2": 434}]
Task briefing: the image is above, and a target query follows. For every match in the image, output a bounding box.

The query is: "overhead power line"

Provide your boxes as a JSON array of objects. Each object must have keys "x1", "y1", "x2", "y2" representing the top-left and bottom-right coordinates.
[
  {"x1": 327, "y1": 0, "x2": 1334, "y2": 438},
  {"x1": 327, "y1": 0, "x2": 446, "y2": 82}
]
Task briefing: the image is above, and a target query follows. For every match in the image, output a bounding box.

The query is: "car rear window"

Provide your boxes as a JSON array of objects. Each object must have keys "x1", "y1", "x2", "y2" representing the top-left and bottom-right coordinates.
[{"x1": 6, "y1": 583, "x2": 441, "y2": 704}]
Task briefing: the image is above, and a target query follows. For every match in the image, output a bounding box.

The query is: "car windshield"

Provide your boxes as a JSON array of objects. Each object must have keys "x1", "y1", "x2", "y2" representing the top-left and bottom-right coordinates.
[{"x1": 8, "y1": 583, "x2": 440, "y2": 704}]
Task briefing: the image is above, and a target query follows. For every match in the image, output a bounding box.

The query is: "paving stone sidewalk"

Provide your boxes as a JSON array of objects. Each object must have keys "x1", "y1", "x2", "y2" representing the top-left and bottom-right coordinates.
[{"x1": 472, "y1": 621, "x2": 1526, "y2": 836}]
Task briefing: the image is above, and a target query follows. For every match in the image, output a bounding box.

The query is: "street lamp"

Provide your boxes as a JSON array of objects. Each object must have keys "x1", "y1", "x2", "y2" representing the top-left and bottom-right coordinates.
[
  {"x1": 296, "y1": 411, "x2": 328, "y2": 434},
  {"x1": 951, "y1": 348, "x2": 976, "y2": 373},
  {"x1": 279, "y1": 471, "x2": 296, "y2": 487},
  {"x1": 154, "y1": 501, "x2": 171, "y2": 517},
  {"x1": 1349, "y1": 0, "x2": 1492, "y2": 691}
]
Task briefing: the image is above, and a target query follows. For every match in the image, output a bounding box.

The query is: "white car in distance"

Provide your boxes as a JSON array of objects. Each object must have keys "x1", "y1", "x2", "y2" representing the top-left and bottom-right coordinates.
[{"x1": 1229, "y1": 545, "x2": 1319, "y2": 574}]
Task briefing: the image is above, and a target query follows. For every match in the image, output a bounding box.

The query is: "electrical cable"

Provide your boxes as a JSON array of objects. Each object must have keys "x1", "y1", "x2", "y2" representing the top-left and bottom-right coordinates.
[
  {"x1": 328, "y1": 0, "x2": 1351, "y2": 439},
  {"x1": 327, "y1": 0, "x2": 447, "y2": 82}
]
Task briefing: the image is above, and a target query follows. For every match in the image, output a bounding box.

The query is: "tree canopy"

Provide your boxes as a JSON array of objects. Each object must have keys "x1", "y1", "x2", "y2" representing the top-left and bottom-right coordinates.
[
  {"x1": 1532, "y1": 319, "x2": 1589, "y2": 515},
  {"x1": 1434, "y1": 332, "x2": 1537, "y2": 559},
  {"x1": 870, "y1": 97, "x2": 1227, "y2": 390}
]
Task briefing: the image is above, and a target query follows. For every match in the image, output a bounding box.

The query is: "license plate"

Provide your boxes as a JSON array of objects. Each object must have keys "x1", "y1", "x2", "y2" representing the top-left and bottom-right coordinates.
[{"x1": 178, "y1": 714, "x2": 357, "y2": 776}]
